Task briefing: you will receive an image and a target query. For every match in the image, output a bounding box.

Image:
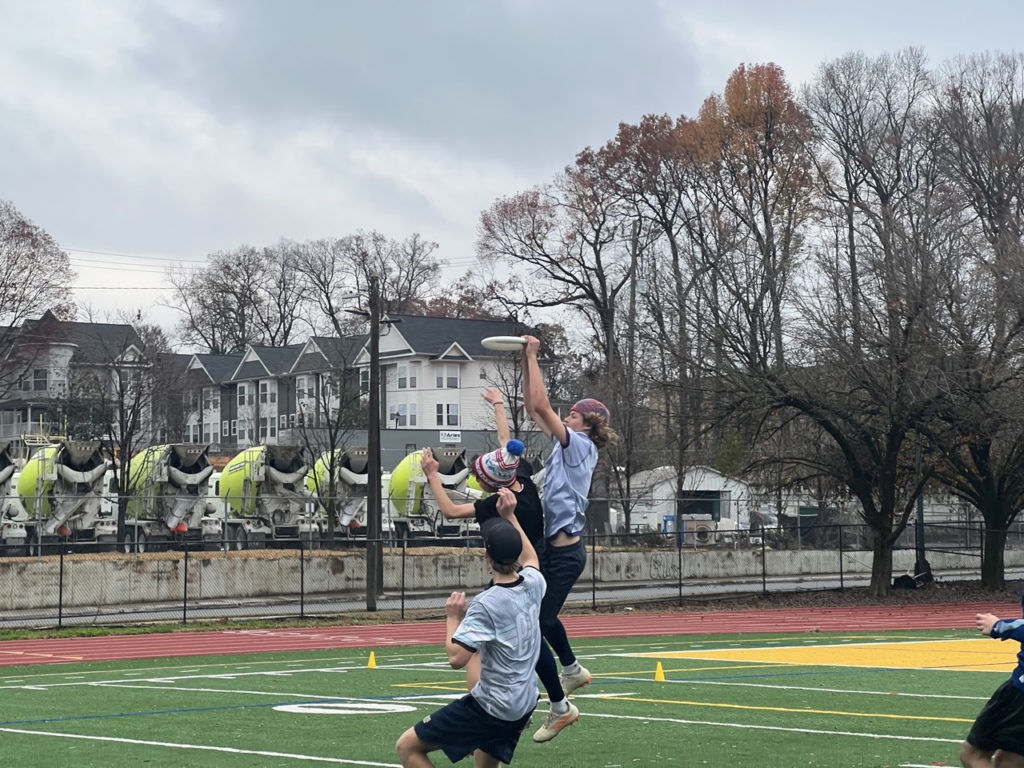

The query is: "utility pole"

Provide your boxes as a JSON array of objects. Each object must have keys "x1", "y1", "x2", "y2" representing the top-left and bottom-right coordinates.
[{"x1": 366, "y1": 274, "x2": 383, "y2": 610}]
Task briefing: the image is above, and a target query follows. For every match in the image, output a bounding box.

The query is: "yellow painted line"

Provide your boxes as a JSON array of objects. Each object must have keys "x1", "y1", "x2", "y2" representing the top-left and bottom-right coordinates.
[
  {"x1": 603, "y1": 695, "x2": 974, "y2": 724},
  {"x1": 631, "y1": 638, "x2": 1012, "y2": 672}
]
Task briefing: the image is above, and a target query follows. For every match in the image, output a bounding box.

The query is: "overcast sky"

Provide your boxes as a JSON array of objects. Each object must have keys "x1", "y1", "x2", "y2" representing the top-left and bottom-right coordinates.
[{"x1": 2, "y1": 0, "x2": 1021, "y2": 344}]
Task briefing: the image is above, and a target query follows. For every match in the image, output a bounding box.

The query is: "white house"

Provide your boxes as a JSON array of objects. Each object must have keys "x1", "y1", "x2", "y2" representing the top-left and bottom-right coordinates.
[{"x1": 627, "y1": 465, "x2": 755, "y2": 540}]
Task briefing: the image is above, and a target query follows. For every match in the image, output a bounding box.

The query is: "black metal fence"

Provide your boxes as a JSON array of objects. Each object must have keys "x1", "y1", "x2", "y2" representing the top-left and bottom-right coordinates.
[{"x1": 0, "y1": 520, "x2": 1017, "y2": 631}]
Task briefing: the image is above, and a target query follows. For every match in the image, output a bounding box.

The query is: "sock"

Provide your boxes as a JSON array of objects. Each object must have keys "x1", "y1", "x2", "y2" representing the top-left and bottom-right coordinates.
[
  {"x1": 562, "y1": 662, "x2": 581, "y2": 676},
  {"x1": 550, "y1": 698, "x2": 569, "y2": 715}
]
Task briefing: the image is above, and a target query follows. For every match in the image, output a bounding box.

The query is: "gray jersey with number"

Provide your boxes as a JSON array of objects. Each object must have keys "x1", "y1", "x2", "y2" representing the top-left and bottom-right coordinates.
[{"x1": 452, "y1": 566, "x2": 545, "y2": 720}]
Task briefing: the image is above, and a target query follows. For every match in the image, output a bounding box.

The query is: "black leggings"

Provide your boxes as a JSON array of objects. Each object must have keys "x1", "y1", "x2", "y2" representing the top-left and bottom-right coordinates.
[{"x1": 534, "y1": 539, "x2": 586, "y2": 701}]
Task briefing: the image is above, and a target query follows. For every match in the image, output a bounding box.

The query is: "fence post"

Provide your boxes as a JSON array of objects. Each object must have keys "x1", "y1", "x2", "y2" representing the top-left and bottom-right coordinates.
[
  {"x1": 761, "y1": 532, "x2": 767, "y2": 594},
  {"x1": 590, "y1": 531, "x2": 597, "y2": 611},
  {"x1": 58, "y1": 548, "x2": 64, "y2": 629},
  {"x1": 838, "y1": 524, "x2": 844, "y2": 590},
  {"x1": 299, "y1": 545, "x2": 305, "y2": 619},
  {"x1": 400, "y1": 539, "x2": 406, "y2": 621},
  {"x1": 677, "y1": 526, "x2": 683, "y2": 606},
  {"x1": 182, "y1": 548, "x2": 189, "y2": 625}
]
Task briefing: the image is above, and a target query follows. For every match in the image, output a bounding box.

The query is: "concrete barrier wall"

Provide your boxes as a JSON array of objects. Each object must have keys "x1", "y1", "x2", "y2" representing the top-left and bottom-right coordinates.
[{"x1": 0, "y1": 546, "x2": 1014, "y2": 611}]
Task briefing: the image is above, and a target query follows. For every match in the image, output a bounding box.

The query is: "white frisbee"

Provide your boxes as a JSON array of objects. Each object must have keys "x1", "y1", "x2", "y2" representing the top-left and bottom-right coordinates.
[{"x1": 481, "y1": 335, "x2": 527, "y2": 352}]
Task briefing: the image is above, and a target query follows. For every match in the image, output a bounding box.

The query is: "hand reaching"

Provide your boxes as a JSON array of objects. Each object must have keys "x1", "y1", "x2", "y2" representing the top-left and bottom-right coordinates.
[
  {"x1": 482, "y1": 386, "x2": 504, "y2": 406},
  {"x1": 496, "y1": 486, "x2": 518, "y2": 520},
  {"x1": 445, "y1": 591, "x2": 467, "y2": 621},
  {"x1": 976, "y1": 612, "x2": 998, "y2": 636},
  {"x1": 420, "y1": 447, "x2": 438, "y2": 478}
]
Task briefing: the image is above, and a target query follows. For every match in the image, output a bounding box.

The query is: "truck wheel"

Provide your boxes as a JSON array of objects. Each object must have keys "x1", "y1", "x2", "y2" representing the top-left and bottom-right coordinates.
[
  {"x1": 136, "y1": 529, "x2": 149, "y2": 554},
  {"x1": 121, "y1": 529, "x2": 136, "y2": 554},
  {"x1": 26, "y1": 529, "x2": 41, "y2": 557},
  {"x1": 229, "y1": 525, "x2": 247, "y2": 550}
]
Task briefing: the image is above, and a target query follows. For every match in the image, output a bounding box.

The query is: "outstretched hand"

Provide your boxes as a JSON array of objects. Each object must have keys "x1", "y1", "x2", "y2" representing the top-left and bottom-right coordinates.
[
  {"x1": 420, "y1": 447, "x2": 438, "y2": 478},
  {"x1": 495, "y1": 486, "x2": 518, "y2": 520},
  {"x1": 445, "y1": 591, "x2": 467, "y2": 621},
  {"x1": 522, "y1": 335, "x2": 540, "y2": 357},
  {"x1": 976, "y1": 612, "x2": 998, "y2": 636},
  {"x1": 481, "y1": 386, "x2": 504, "y2": 406}
]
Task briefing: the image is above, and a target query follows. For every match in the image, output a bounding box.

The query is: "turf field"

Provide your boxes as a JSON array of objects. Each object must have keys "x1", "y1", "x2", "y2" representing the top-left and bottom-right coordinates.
[{"x1": 0, "y1": 626, "x2": 1010, "y2": 767}]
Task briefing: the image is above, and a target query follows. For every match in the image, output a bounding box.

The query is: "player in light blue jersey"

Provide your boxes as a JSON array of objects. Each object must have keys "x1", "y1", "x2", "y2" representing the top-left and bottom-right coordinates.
[
  {"x1": 961, "y1": 596, "x2": 1024, "y2": 767},
  {"x1": 521, "y1": 334, "x2": 618, "y2": 743},
  {"x1": 396, "y1": 488, "x2": 545, "y2": 767}
]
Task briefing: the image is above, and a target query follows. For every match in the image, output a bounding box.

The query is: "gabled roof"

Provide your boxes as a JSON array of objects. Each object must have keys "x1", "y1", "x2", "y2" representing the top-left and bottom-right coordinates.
[
  {"x1": 188, "y1": 353, "x2": 242, "y2": 384},
  {"x1": 371, "y1": 314, "x2": 533, "y2": 360},
  {"x1": 20, "y1": 310, "x2": 145, "y2": 365},
  {"x1": 291, "y1": 335, "x2": 367, "y2": 373},
  {"x1": 231, "y1": 344, "x2": 303, "y2": 381}
]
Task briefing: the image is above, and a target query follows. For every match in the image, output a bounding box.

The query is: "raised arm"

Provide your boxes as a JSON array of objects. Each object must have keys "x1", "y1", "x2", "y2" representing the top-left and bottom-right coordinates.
[
  {"x1": 482, "y1": 386, "x2": 510, "y2": 446},
  {"x1": 495, "y1": 486, "x2": 538, "y2": 570},
  {"x1": 421, "y1": 448, "x2": 475, "y2": 519},
  {"x1": 521, "y1": 335, "x2": 568, "y2": 447}
]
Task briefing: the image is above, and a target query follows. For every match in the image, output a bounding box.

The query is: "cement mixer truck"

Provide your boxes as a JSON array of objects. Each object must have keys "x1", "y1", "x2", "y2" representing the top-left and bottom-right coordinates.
[
  {"x1": 305, "y1": 447, "x2": 396, "y2": 542},
  {"x1": 215, "y1": 444, "x2": 320, "y2": 548},
  {"x1": 0, "y1": 441, "x2": 23, "y2": 554},
  {"x1": 9, "y1": 439, "x2": 112, "y2": 553},
  {"x1": 119, "y1": 444, "x2": 219, "y2": 552},
  {"x1": 388, "y1": 447, "x2": 481, "y2": 541}
]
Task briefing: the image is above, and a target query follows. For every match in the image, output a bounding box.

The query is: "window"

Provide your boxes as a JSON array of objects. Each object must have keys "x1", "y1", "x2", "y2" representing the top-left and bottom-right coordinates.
[
  {"x1": 397, "y1": 363, "x2": 420, "y2": 390},
  {"x1": 259, "y1": 417, "x2": 268, "y2": 440},
  {"x1": 279, "y1": 414, "x2": 288, "y2": 428},
  {"x1": 296, "y1": 375, "x2": 314, "y2": 399},
  {"x1": 479, "y1": 367, "x2": 487, "y2": 379},
  {"x1": 191, "y1": 424, "x2": 200, "y2": 443},
  {"x1": 237, "y1": 385, "x2": 246, "y2": 406},
  {"x1": 435, "y1": 364, "x2": 458, "y2": 389},
  {"x1": 260, "y1": 381, "x2": 276, "y2": 404},
  {"x1": 231, "y1": 420, "x2": 237, "y2": 436},
  {"x1": 33, "y1": 369, "x2": 48, "y2": 391},
  {"x1": 222, "y1": 420, "x2": 229, "y2": 437},
  {"x1": 359, "y1": 368, "x2": 370, "y2": 395},
  {"x1": 436, "y1": 403, "x2": 458, "y2": 426},
  {"x1": 390, "y1": 403, "x2": 417, "y2": 427},
  {"x1": 203, "y1": 388, "x2": 220, "y2": 411}
]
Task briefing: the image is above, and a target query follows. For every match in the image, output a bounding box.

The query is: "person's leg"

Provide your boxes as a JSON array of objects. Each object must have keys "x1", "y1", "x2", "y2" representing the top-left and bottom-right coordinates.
[
  {"x1": 396, "y1": 727, "x2": 436, "y2": 767},
  {"x1": 539, "y1": 541, "x2": 586, "y2": 666},
  {"x1": 473, "y1": 750, "x2": 501, "y2": 768},
  {"x1": 993, "y1": 748, "x2": 1024, "y2": 767},
  {"x1": 535, "y1": 639, "x2": 565, "y2": 701}
]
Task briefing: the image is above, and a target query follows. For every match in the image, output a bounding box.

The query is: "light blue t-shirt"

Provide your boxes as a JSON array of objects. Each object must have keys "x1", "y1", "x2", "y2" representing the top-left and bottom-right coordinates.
[
  {"x1": 542, "y1": 430, "x2": 598, "y2": 538},
  {"x1": 452, "y1": 566, "x2": 546, "y2": 721}
]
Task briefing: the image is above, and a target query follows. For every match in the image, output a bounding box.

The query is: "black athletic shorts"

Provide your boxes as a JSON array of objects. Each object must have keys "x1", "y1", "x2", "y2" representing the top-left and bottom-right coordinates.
[
  {"x1": 413, "y1": 693, "x2": 533, "y2": 764},
  {"x1": 966, "y1": 678, "x2": 1024, "y2": 755}
]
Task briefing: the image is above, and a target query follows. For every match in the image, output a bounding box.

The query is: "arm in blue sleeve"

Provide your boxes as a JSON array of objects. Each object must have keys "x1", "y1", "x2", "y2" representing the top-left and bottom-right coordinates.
[{"x1": 992, "y1": 618, "x2": 1024, "y2": 641}]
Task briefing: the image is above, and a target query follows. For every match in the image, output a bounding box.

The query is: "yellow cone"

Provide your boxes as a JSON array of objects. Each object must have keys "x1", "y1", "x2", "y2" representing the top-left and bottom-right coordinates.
[
  {"x1": 654, "y1": 661, "x2": 665, "y2": 682},
  {"x1": 368, "y1": 651, "x2": 377, "y2": 669}
]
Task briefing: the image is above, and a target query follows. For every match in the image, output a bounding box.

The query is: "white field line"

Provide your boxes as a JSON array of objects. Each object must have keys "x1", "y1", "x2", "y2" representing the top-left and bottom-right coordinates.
[
  {"x1": 579, "y1": 713, "x2": 962, "y2": 745},
  {"x1": 0, "y1": 727, "x2": 401, "y2": 766}
]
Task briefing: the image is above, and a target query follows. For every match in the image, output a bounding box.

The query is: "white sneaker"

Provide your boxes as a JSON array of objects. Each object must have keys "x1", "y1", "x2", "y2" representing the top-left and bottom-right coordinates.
[
  {"x1": 559, "y1": 665, "x2": 591, "y2": 696},
  {"x1": 532, "y1": 702, "x2": 580, "y2": 743}
]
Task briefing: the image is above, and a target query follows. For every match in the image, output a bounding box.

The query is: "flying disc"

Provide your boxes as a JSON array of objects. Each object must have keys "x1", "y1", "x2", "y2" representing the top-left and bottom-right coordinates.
[{"x1": 481, "y1": 335, "x2": 527, "y2": 352}]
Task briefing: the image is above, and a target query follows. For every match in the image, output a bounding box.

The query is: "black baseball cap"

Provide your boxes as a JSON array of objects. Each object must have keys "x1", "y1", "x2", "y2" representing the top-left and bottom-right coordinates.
[{"x1": 481, "y1": 518, "x2": 522, "y2": 565}]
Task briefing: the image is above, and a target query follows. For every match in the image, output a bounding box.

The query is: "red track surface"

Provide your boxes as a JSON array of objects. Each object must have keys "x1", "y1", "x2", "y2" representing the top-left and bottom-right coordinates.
[{"x1": 0, "y1": 601, "x2": 1015, "y2": 668}]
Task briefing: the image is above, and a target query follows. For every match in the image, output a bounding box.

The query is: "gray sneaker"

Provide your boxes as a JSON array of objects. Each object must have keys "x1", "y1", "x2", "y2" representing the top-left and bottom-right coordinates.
[
  {"x1": 559, "y1": 665, "x2": 591, "y2": 696},
  {"x1": 532, "y1": 702, "x2": 580, "y2": 743}
]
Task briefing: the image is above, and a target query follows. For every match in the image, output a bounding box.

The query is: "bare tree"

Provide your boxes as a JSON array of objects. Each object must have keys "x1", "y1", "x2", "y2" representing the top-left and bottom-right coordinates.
[
  {"x1": 924, "y1": 52, "x2": 1024, "y2": 588},
  {"x1": 0, "y1": 201, "x2": 77, "y2": 398}
]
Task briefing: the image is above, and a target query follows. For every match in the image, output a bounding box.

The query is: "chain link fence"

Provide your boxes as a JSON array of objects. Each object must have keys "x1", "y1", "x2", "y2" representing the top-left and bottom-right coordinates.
[{"x1": 0, "y1": 518, "x2": 1019, "y2": 630}]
